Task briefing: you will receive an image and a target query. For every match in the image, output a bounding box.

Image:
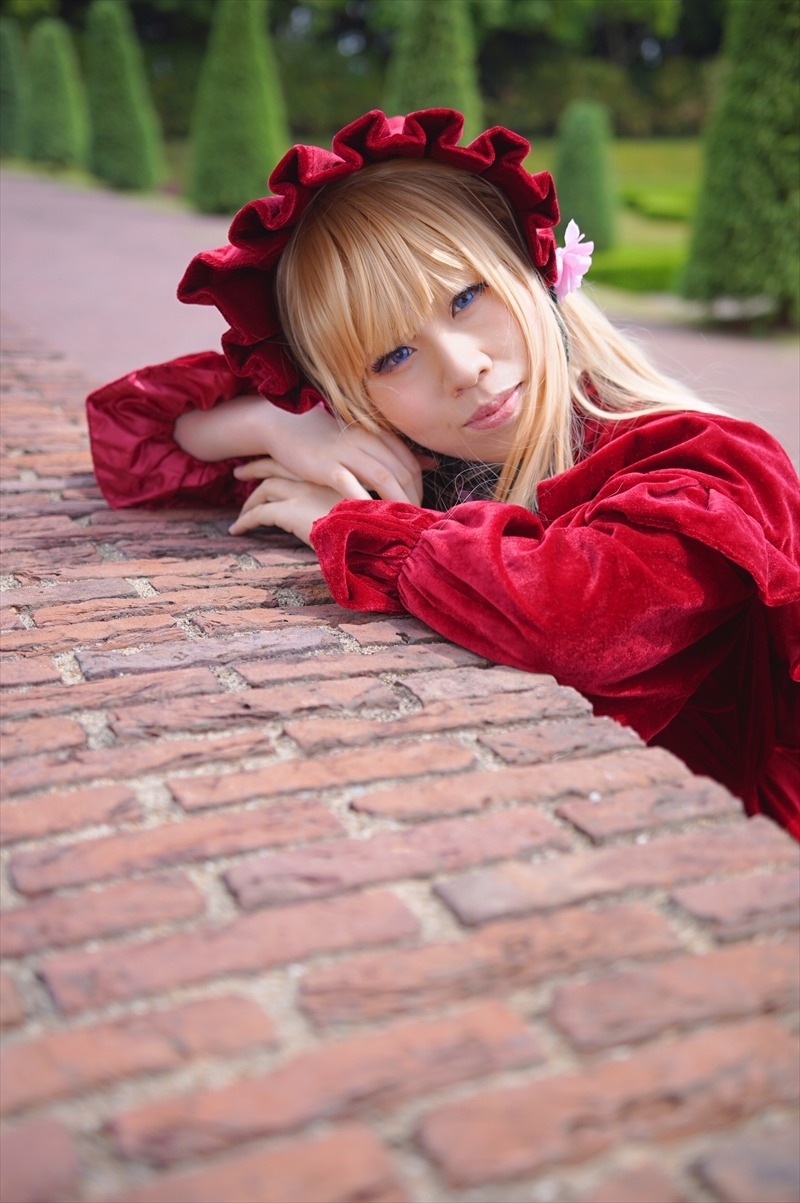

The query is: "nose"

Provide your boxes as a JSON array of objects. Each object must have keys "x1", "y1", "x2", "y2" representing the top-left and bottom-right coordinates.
[{"x1": 432, "y1": 328, "x2": 491, "y2": 394}]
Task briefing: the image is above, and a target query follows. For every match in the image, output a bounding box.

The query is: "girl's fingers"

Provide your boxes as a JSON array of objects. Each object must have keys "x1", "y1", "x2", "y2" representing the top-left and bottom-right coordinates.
[
  {"x1": 234, "y1": 458, "x2": 303, "y2": 482},
  {"x1": 326, "y1": 467, "x2": 373, "y2": 502},
  {"x1": 228, "y1": 505, "x2": 281, "y2": 536}
]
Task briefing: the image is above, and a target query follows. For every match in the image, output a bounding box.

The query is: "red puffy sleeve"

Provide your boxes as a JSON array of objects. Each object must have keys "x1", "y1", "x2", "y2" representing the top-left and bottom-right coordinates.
[
  {"x1": 311, "y1": 411, "x2": 800, "y2": 746},
  {"x1": 86, "y1": 351, "x2": 258, "y2": 509}
]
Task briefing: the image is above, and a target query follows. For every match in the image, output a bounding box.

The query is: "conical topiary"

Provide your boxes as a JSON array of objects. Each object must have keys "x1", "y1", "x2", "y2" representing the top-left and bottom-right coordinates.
[
  {"x1": 188, "y1": 0, "x2": 289, "y2": 215},
  {"x1": 85, "y1": 0, "x2": 164, "y2": 191},
  {"x1": 554, "y1": 101, "x2": 616, "y2": 252},
  {"x1": 683, "y1": 0, "x2": 800, "y2": 324},
  {"x1": 383, "y1": 0, "x2": 483, "y2": 140},
  {"x1": 27, "y1": 17, "x2": 89, "y2": 170},
  {"x1": 0, "y1": 17, "x2": 30, "y2": 160}
]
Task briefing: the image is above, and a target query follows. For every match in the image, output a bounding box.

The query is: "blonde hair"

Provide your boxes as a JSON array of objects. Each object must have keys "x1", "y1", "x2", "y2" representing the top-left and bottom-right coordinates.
[{"x1": 277, "y1": 159, "x2": 719, "y2": 507}]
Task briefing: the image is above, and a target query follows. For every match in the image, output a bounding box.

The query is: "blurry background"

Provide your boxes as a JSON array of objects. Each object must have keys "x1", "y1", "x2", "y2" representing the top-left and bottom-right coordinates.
[{"x1": 1, "y1": 0, "x2": 798, "y2": 325}]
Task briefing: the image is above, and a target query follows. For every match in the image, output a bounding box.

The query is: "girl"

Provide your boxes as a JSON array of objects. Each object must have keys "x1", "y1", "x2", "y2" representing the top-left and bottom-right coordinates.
[{"x1": 86, "y1": 108, "x2": 800, "y2": 838}]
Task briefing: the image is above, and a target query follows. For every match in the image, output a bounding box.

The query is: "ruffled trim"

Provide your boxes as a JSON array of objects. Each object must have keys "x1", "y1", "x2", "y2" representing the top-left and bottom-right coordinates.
[{"x1": 178, "y1": 108, "x2": 559, "y2": 414}]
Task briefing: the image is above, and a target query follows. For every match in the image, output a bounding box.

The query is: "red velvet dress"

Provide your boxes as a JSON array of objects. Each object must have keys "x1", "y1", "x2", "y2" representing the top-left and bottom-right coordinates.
[{"x1": 86, "y1": 352, "x2": 800, "y2": 839}]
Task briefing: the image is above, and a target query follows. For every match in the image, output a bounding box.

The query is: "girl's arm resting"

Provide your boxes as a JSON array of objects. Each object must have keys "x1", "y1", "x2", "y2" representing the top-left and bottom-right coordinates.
[
  {"x1": 310, "y1": 495, "x2": 753, "y2": 734},
  {"x1": 177, "y1": 400, "x2": 425, "y2": 505},
  {"x1": 86, "y1": 351, "x2": 257, "y2": 509}
]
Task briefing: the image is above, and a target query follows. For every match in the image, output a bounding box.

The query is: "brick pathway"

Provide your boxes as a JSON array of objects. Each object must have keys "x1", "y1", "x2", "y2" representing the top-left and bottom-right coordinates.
[{"x1": 1, "y1": 317, "x2": 799, "y2": 1203}]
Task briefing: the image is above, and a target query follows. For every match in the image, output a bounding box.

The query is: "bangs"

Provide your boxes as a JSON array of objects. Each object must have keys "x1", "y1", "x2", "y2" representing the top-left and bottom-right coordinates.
[{"x1": 277, "y1": 158, "x2": 536, "y2": 426}]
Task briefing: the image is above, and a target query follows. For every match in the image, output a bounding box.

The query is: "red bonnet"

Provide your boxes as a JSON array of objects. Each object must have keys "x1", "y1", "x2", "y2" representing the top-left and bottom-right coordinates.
[{"x1": 177, "y1": 107, "x2": 560, "y2": 413}]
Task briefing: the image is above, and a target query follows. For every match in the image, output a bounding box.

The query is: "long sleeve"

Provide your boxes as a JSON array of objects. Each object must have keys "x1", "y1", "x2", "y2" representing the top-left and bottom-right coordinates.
[
  {"x1": 312, "y1": 494, "x2": 752, "y2": 737},
  {"x1": 86, "y1": 351, "x2": 257, "y2": 509},
  {"x1": 311, "y1": 413, "x2": 800, "y2": 830}
]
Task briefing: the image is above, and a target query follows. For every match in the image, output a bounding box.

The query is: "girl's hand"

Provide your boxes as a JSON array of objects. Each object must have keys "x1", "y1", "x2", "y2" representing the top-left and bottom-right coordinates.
[
  {"x1": 228, "y1": 462, "x2": 344, "y2": 546},
  {"x1": 233, "y1": 404, "x2": 427, "y2": 505}
]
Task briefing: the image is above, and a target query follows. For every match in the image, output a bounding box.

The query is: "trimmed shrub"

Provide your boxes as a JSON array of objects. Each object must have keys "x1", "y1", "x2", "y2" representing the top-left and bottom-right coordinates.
[
  {"x1": 86, "y1": 0, "x2": 164, "y2": 191},
  {"x1": 589, "y1": 245, "x2": 686, "y2": 294},
  {"x1": 188, "y1": 0, "x2": 289, "y2": 215},
  {"x1": 0, "y1": 17, "x2": 30, "y2": 159},
  {"x1": 684, "y1": 0, "x2": 800, "y2": 324},
  {"x1": 27, "y1": 18, "x2": 88, "y2": 170},
  {"x1": 383, "y1": 0, "x2": 483, "y2": 139},
  {"x1": 554, "y1": 101, "x2": 617, "y2": 252}
]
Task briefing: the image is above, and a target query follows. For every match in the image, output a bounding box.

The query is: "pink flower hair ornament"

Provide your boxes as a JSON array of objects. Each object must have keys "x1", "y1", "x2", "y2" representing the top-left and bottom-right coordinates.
[{"x1": 554, "y1": 220, "x2": 594, "y2": 301}]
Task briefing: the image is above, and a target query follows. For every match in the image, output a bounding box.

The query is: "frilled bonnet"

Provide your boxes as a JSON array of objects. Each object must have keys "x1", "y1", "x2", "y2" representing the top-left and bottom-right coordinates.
[{"x1": 178, "y1": 107, "x2": 560, "y2": 413}]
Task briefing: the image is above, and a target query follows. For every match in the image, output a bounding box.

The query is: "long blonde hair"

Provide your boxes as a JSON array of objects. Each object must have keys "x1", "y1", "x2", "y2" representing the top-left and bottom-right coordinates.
[{"x1": 277, "y1": 159, "x2": 718, "y2": 507}]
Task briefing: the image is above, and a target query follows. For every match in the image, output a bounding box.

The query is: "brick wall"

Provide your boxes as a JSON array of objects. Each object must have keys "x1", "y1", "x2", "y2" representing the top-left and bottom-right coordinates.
[{"x1": 1, "y1": 317, "x2": 798, "y2": 1203}]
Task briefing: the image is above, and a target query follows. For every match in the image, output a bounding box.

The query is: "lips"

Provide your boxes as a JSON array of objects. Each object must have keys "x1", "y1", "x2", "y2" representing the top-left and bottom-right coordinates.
[{"x1": 465, "y1": 385, "x2": 522, "y2": 431}]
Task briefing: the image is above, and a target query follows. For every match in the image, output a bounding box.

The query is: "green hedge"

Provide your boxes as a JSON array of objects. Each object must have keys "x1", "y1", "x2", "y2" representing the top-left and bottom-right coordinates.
[
  {"x1": 86, "y1": 0, "x2": 164, "y2": 191},
  {"x1": 383, "y1": 0, "x2": 483, "y2": 139},
  {"x1": 0, "y1": 17, "x2": 29, "y2": 159},
  {"x1": 590, "y1": 245, "x2": 686, "y2": 293},
  {"x1": 188, "y1": 0, "x2": 289, "y2": 214},
  {"x1": 622, "y1": 187, "x2": 696, "y2": 222},
  {"x1": 28, "y1": 18, "x2": 88, "y2": 169},
  {"x1": 555, "y1": 101, "x2": 617, "y2": 252},
  {"x1": 684, "y1": 0, "x2": 800, "y2": 324}
]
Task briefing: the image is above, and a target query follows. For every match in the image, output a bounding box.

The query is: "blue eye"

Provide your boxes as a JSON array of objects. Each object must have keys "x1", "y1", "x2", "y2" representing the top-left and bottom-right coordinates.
[
  {"x1": 452, "y1": 282, "x2": 486, "y2": 314},
  {"x1": 372, "y1": 345, "x2": 413, "y2": 375}
]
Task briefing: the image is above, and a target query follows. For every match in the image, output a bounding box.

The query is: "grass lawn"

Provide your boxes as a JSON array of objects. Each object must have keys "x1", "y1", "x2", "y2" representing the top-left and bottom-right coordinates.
[{"x1": 524, "y1": 138, "x2": 700, "y2": 291}]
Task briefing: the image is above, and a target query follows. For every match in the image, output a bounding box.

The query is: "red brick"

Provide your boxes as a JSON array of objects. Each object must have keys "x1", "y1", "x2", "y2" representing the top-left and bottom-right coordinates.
[
  {"x1": 236, "y1": 642, "x2": 481, "y2": 687},
  {"x1": 0, "y1": 658, "x2": 62, "y2": 687},
  {"x1": 11, "y1": 798, "x2": 341, "y2": 895},
  {"x1": 672, "y1": 870, "x2": 800, "y2": 940},
  {"x1": 3, "y1": 727, "x2": 279, "y2": 798},
  {"x1": 0, "y1": 715, "x2": 86, "y2": 758},
  {"x1": 0, "y1": 995, "x2": 275, "y2": 1115},
  {"x1": 41, "y1": 890, "x2": 418, "y2": 1013},
  {"x1": 351, "y1": 746, "x2": 687, "y2": 820},
  {"x1": 285, "y1": 686, "x2": 589, "y2": 754},
  {"x1": 76, "y1": 626, "x2": 338, "y2": 679},
  {"x1": 249, "y1": 544, "x2": 320, "y2": 567},
  {"x1": 0, "y1": 783, "x2": 140, "y2": 845},
  {"x1": 111, "y1": 1001, "x2": 540, "y2": 1165},
  {"x1": 0, "y1": 515, "x2": 77, "y2": 548},
  {"x1": 0, "y1": 972, "x2": 26, "y2": 1029},
  {"x1": 31, "y1": 585, "x2": 276, "y2": 625},
  {"x1": 693, "y1": 1124, "x2": 800, "y2": 1203},
  {"x1": 0, "y1": 872, "x2": 204, "y2": 955},
  {"x1": 417, "y1": 1018, "x2": 800, "y2": 1187},
  {"x1": 1, "y1": 612, "x2": 181, "y2": 655},
  {"x1": 581, "y1": 1165, "x2": 689, "y2": 1203},
  {"x1": 228, "y1": 807, "x2": 568, "y2": 909},
  {"x1": 0, "y1": 665, "x2": 221, "y2": 720},
  {"x1": 170, "y1": 739, "x2": 476, "y2": 811},
  {"x1": 14, "y1": 554, "x2": 241, "y2": 582},
  {"x1": 557, "y1": 776, "x2": 741, "y2": 838},
  {"x1": 478, "y1": 714, "x2": 640, "y2": 764},
  {"x1": 0, "y1": 606, "x2": 25, "y2": 630},
  {"x1": 435, "y1": 817, "x2": 799, "y2": 924},
  {"x1": 398, "y1": 665, "x2": 553, "y2": 702},
  {"x1": 300, "y1": 903, "x2": 680, "y2": 1026},
  {"x1": 109, "y1": 678, "x2": 398, "y2": 739},
  {"x1": 146, "y1": 565, "x2": 292, "y2": 592},
  {"x1": 0, "y1": 1118, "x2": 78, "y2": 1203},
  {"x1": 551, "y1": 939, "x2": 800, "y2": 1049},
  {"x1": 191, "y1": 604, "x2": 342, "y2": 636},
  {"x1": 3, "y1": 543, "x2": 103, "y2": 572},
  {"x1": 1, "y1": 577, "x2": 138, "y2": 608},
  {"x1": 118, "y1": 1122, "x2": 407, "y2": 1203},
  {"x1": 339, "y1": 616, "x2": 439, "y2": 645}
]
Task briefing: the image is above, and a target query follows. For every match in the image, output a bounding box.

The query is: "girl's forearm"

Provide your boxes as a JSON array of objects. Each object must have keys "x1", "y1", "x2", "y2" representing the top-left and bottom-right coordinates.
[{"x1": 174, "y1": 394, "x2": 284, "y2": 462}]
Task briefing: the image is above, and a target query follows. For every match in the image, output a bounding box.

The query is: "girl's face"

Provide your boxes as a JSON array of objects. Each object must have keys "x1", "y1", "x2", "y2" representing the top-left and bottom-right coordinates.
[{"x1": 364, "y1": 278, "x2": 534, "y2": 463}]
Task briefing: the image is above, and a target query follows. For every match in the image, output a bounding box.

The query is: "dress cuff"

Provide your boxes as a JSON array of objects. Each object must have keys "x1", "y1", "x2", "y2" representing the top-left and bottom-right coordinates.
[{"x1": 311, "y1": 500, "x2": 440, "y2": 612}]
